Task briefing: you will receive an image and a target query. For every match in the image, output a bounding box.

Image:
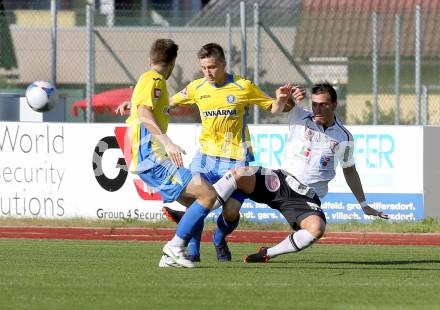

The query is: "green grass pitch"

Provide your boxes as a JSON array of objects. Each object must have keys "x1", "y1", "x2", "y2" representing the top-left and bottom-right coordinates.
[{"x1": 1, "y1": 239, "x2": 440, "y2": 310}]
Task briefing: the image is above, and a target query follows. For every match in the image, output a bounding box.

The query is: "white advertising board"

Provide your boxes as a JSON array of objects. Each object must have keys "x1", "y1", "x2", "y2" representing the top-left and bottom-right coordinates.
[{"x1": 0, "y1": 122, "x2": 424, "y2": 222}]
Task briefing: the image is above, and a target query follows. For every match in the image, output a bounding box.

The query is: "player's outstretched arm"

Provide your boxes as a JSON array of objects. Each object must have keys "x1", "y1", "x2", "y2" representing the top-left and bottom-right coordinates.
[
  {"x1": 138, "y1": 105, "x2": 186, "y2": 168},
  {"x1": 342, "y1": 165, "x2": 389, "y2": 219}
]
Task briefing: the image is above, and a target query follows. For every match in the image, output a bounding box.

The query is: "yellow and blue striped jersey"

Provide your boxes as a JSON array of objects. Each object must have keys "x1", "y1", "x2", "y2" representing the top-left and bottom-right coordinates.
[
  {"x1": 172, "y1": 74, "x2": 273, "y2": 161},
  {"x1": 127, "y1": 70, "x2": 170, "y2": 173}
]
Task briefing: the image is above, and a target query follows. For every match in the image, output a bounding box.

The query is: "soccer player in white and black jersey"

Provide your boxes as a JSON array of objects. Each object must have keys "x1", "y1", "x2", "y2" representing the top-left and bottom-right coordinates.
[{"x1": 212, "y1": 82, "x2": 389, "y2": 262}]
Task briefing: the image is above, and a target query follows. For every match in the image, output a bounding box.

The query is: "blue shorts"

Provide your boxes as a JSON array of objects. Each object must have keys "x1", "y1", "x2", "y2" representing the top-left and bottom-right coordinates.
[
  {"x1": 139, "y1": 159, "x2": 192, "y2": 203},
  {"x1": 190, "y1": 152, "x2": 248, "y2": 203}
]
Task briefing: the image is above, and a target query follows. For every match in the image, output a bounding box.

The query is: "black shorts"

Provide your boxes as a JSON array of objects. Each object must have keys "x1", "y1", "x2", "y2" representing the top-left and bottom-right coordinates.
[{"x1": 247, "y1": 167, "x2": 326, "y2": 231}]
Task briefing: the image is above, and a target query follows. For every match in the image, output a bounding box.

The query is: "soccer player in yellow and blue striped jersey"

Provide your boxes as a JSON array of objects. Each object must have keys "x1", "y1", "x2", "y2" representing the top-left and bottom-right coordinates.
[{"x1": 169, "y1": 43, "x2": 299, "y2": 261}]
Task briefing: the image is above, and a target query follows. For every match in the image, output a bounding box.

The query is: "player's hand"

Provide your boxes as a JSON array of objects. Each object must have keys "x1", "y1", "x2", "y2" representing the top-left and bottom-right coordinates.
[
  {"x1": 291, "y1": 85, "x2": 306, "y2": 103},
  {"x1": 115, "y1": 101, "x2": 131, "y2": 115},
  {"x1": 276, "y1": 83, "x2": 293, "y2": 103},
  {"x1": 361, "y1": 205, "x2": 389, "y2": 219},
  {"x1": 155, "y1": 133, "x2": 186, "y2": 168},
  {"x1": 164, "y1": 142, "x2": 186, "y2": 168}
]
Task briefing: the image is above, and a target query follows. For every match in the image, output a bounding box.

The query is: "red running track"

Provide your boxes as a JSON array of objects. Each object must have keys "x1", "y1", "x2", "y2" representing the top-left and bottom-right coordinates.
[{"x1": 0, "y1": 227, "x2": 439, "y2": 246}]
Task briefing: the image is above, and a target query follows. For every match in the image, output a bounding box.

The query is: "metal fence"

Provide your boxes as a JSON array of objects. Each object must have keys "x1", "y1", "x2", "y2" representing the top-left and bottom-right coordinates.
[{"x1": 0, "y1": 1, "x2": 439, "y2": 124}]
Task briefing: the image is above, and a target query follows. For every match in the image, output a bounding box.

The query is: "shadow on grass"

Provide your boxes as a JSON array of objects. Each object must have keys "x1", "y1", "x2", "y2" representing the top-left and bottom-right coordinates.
[
  {"x1": 226, "y1": 259, "x2": 440, "y2": 271},
  {"x1": 320, "y1": 260, "x2": 440, "y2": 265}
]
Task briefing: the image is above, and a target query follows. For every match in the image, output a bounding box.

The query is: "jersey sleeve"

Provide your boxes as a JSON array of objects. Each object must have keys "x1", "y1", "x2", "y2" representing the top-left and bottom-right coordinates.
[
  {"x1": 171, "y1": 81, "x2": 197, "y2": 106},
  {"x1": 247, "y1": 82, "x2": 273, "y2": 110},
  {"x1": 336, "y1": 133, "x2": 355, "y2": 168},
  {"x1": 131, "y1": 75, "x2": 163, "y2": 110}
]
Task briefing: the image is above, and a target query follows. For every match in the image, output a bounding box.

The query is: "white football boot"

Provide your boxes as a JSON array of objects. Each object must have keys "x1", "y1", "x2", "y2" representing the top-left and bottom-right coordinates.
[{"x1": 162, "y1": 243, "x2": 195, "y2": 268}]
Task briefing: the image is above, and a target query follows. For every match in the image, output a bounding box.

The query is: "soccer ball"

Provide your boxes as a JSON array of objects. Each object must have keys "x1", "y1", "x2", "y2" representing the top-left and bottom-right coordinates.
[{"x1": 25, "y1": 80, "x2": 58, "y2": 112}]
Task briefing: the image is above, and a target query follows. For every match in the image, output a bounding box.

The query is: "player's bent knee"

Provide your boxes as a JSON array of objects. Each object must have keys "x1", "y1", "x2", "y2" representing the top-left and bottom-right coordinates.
[
  {"x1": 304, "y1": 223, "x2": 325, "y2": 239},
  {"x1": 300, "y1": 216, "x2": 326, "y2": 239}
]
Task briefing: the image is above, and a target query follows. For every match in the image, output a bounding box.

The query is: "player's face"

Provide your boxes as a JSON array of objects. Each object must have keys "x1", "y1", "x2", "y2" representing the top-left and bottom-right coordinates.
[
  {"x1": 311, "y1": 92, "x2": 337, "y2": 127},
  {"x1": 199, "y1": 56, "x2": 227, "y2": 85}
]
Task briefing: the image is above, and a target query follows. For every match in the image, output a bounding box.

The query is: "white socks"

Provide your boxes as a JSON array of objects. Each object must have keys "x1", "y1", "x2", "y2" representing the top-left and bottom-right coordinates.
[
  {"x1": 212, "y1": 171, "x2": 238, "y2": 210},
  {"x1": 267, "y1": 229, "x2": 317, "y2": 257},
  {"x1": 168, "y1": 235, "x2": 186, "y2": 247}
]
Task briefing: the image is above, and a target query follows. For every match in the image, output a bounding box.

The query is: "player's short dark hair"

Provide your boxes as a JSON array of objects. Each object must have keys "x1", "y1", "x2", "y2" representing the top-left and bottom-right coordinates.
[
  {"x1": 197, "y1": 43, "x2": 226, "y2": 62},
  {"x1": 312, "y1": 82, "x2": 337, "y2": 103},
  {"x1": 150, "y1": 39, "x2": 178, "y2": 65}
]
